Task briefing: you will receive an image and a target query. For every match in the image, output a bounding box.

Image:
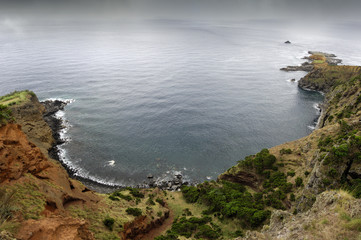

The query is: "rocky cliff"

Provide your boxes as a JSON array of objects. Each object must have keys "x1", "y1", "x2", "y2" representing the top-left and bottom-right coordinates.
[{"x1": 0, "y1": 92, "x2": 170, "y2": 240}]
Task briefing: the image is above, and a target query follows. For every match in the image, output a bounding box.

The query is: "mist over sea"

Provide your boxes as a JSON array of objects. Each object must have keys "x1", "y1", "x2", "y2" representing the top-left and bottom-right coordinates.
[{"x1": 1, "y1": 19, "x2": 361, "y2": 187}]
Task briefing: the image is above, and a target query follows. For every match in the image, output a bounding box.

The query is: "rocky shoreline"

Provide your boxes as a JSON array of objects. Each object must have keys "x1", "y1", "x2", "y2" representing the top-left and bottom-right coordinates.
[
  {"x1": 281, "y1": 51, "x2": 342, "y2": 130},
  {"x1": 280, "y1": 51, "x2": 342, "y2": 72},
  {"x1": 41, "y1": 99, "x2": 190, "y2": 192}
]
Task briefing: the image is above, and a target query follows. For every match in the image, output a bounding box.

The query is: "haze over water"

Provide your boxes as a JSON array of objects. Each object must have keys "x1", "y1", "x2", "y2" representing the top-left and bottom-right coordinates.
[{"x1": 1, "y1": 17, "x2": 361, "y2": 187}]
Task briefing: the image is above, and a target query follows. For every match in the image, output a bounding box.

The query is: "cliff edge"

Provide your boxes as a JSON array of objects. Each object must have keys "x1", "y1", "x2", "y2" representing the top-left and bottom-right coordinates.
[{"x1": 0, "y1": 92, "x2": 170, "y2": 240}]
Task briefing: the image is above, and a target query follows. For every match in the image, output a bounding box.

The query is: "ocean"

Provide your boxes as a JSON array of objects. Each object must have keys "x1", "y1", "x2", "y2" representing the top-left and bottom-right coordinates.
[{"x1": 1, "y1": 19, "x2": 361, "y2": 187}]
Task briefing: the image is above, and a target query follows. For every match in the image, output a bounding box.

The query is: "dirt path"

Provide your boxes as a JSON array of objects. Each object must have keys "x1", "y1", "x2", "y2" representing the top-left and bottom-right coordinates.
[{"x1": 141, "y1": 208, "x2": 175, "y2": 240}]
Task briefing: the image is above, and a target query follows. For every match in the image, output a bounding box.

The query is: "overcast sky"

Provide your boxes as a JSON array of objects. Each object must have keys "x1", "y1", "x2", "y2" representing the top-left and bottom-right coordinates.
[{"x1": 1, "y1": 0, "x2": 361, "y2": 22}]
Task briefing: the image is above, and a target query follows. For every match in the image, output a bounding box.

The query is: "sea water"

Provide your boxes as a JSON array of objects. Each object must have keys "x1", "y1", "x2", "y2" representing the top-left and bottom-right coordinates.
[{"x1": 1, "y1": 19, "x2": 361, "y2": 187}]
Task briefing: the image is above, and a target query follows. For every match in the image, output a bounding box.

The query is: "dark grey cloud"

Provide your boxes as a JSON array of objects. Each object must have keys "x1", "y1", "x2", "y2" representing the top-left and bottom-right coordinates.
[{"x1": 1, "y1": 0, "x2": 361, "y2": 22}]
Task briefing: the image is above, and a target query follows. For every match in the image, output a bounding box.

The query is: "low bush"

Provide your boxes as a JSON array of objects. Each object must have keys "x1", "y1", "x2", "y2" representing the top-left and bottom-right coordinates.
[
  {"x1": 241, "y1": 149, "x2": 277, "y2": 174},
  {"x1": 280, "y1": 148, "x2": 292, "y2": 155},
  {"x1": 126, "y1": 208, "x2": 142, "y2": 217},
  {"x1": 328, "y1": 168, "x2": 337, "y2": 178},
  {"x1": 295, "y1": 177, "x2": 303, "y2": 187},
  {"x1": 181, "y1": 186, "x2": 199, "y2": 203},
  {"x1": 348, "y1": 179, "x2": 361, "y2": 198},
  {"x1": 156, "y1": 198, "x2": 166, "y2": 206},
  {"x1": 318, "y1": 136, "x2": 333, "y2": 147},
  {"x1": 103, "y1": 216, "x2": 115, "y2": 231},
  {"x1": 127, "y1": 188, "x2": 145, "y2": 198},
  {"x1": 287, "y1": 171, "x2": 295, "y2": 177},
  {"x1": 0, "y1": 105, "x2": 13, "y2": 125},
  {"x1": 290, "y1": 193, "x2": 295, "y2": 201},
  {"x1": 109, "y1": 191, "x2": 133, "y2": 201},
  {"x1": 194, "y1": 224, "x2": 221, "y2": 239},
  {"x1": 147, "y1": 197, "x2": 155, "y2": 205}
]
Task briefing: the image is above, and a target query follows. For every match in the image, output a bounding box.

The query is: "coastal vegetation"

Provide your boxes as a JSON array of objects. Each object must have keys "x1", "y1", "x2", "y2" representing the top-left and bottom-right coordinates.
[
  {"x1": 0, "y1": 90, "x2": 35, "y2": 107},
  {"x1": 0, "y1": 90, "x2": 36, "y2": 125}
]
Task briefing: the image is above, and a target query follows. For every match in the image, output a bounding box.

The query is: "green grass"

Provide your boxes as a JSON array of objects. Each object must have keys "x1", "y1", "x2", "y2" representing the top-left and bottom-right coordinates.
[
  {"x1": 344, "y1": 218, "x2": 361, "y2": 232},
  {"x1": 9, "y1": 182, "x2": 46, "y2": 220},
  {"x1": 0, "y1": 90, "x2": 35, "y2": 107},
  {"x1": 0, "y1": 105, "x2": 13, "y2": 126},
  {"x1": 313, "y1": 60, "x2": 325, "y2": 64}
]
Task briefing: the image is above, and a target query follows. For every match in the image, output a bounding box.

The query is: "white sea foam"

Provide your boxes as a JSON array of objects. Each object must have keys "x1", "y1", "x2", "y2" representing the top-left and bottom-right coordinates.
[
  {"x1": 45, "y1": 98, "x2": 75, "y2": 104},
  {"x1": 107, "y1": 160, "x2": 115, "y2": 166},
  {"x1": 307, "y1": 125, "x2": 316, "y2": 130},
  {"x1": 313, "y1": 103, "x2": 321, "y2": 111}
]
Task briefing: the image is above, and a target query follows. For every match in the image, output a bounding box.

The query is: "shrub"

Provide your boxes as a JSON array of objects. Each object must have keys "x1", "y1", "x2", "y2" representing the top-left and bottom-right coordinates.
[
  {"x1": 345, "y1": 218, "x2": 361, "y2": 232},
  {"x1": 108, "y1": 195, "x2": 119, "y2": 201},
  {"x1": 318, "y1": 136, "x2": 333, "y2": 147},
  {"x1": 167, "y1": 216, "x2": 221, "y2": 239},
  {"x1": 280, "y1": 148, "x2": 292, "y2": 155},
  {"x1": 322, "y1": 178, "x2": 331, "y2": 186},
  {"x1": 154, "y1": 233, "x2": 179, "y2": 240},
  {"x1": 182, "y1": 208, "x2": 192, "y2": 216},
  {"x1": 264, "y1": 172, "x2": 291, "y2": 193},
  {"x1": 156, "y1": 198, "x2": 166, "y2": 206},
  {"x1": 328, "y1": 168, "x2": 337, "y2": 178},
  {"x1": 295, "y1": 177, "x2": 303, "y2": 187},
  {"x1": 356, "y1": 95, "x2": 361, "y2": 105},
  {"x1": 304, "y1": 171, "x2": 310, "y2": 176},
  {"x1": 250, "y1": 210, "x2": 271, "y2": 227},
  {"x1": 0, "y1": 105, "x2": 13, "y2": 125},
  {"x1": 181, "y1": 186, "x2": 200, "y2": 203},
  {"x1": 127, "y1": 188, "x2": 144, "y2": 198},
  {"x1": 232, "y1": 230, "x2": 244, "y2": 237},
  {"x1": 290, "y1": 193, "x2": 295, "y2": 201},
  {"x1": 287, "y1": 171, "x2": 296, "y2": 177},
  {"x1": 109, "y1": 191, "x2": 133, "y2": 201},
  {"x1": 253, "y1": 149, "x2": 277, "y2": 173},
  {"x1": 349, "y1": 179, "x2": 361, "y2": 198},
  {"x1": 126, "y1": 208, "x2": 142, "y2": 217},
  {"x1": 103, "y1": 216, "x2": 115, "y2": 230},
  {"x1": 332, "y1": 144, "x2": 349, "y2": 158},
  {"x1": 194, "y1": 224, "x2": 221, "y2": 239}
]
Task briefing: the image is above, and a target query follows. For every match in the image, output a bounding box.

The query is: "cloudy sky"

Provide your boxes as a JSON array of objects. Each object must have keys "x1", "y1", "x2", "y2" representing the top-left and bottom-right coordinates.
[{"x1": 1, "y1": 0, "x2": 361, "y2": 23}]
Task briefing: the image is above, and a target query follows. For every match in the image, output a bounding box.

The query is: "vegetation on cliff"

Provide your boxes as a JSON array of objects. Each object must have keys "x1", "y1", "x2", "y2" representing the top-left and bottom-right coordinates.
[{"x1": 0, "y1": 90, "x2": 36, "y2": 127}]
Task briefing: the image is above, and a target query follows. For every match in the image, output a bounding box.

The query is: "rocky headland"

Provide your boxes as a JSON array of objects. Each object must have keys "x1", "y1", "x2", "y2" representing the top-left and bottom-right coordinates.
[{"x1": 0, "y1": 51, "x2": 361, "y2": 240}]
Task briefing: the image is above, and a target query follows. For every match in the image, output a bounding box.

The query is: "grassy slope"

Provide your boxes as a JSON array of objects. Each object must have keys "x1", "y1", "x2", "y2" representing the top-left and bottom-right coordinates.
[
  {"x1": 0, "y1": 90, "x2": 35, "y2": 125},
  {"x1": 0, "y1": 90, "x2": 35, "y2": 107}
]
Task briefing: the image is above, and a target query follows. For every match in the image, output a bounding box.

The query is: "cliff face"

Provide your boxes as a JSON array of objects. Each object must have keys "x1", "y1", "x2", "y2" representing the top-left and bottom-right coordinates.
[
  {"x1": 8, "y1": 94, "x2": 55, "y2": 157},
  {"x1": 0, "y1": 124, "x2": 50, "y2": 183},
  {"x1": 0, "y1": 92, "x2": 170, "y2": 240}
]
